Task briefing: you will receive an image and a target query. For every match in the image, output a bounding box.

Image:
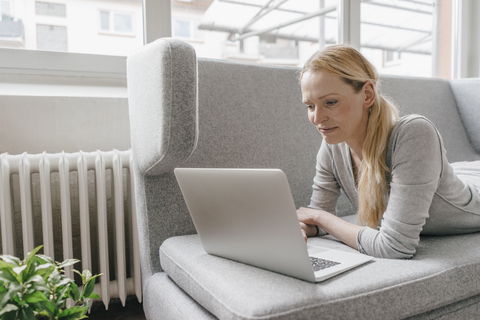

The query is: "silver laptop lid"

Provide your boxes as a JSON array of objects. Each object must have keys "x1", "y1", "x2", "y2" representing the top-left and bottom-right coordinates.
[{"x1": 174, "y1": 168, "x2": 316, "y2": 282}]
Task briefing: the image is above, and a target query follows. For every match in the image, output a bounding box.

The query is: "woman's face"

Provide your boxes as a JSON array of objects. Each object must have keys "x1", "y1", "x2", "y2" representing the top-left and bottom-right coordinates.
[{"x1": 301, "y1": 70, "x2": 374, "y2": 149}]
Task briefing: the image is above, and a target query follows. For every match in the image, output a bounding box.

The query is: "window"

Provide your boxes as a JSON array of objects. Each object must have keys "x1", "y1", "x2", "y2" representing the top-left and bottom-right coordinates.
[
  {"x1": 0, "y1": 0, "x2": 475, "y2": 86},
  {"x1": 35, "y1": 2, "x2": 66, "y2": 17},
  {"x1": 0, "y1": 1, "x2": 142, "y2": 56},
  {"x1": 99, "y1": 10, "x2": 134, "y2": 36},
  {"x1": 36, "y1": 24, "x2": 67, "y2": 51},
  {"x1": 359, "y1": 0, "x2": 437, "y2": 77},
  {"x1": 1, "y1": 0, "x2": 11, "y2": 19},
  {"x1": 172, "y1": 19, "x2": 203, "y2": 40},
  {"x1": 171, "y1": 0, "x2": 337, "y2": 64},
  {"x1": 383, "y1": 50, "x2": 402, "y2": 67}
]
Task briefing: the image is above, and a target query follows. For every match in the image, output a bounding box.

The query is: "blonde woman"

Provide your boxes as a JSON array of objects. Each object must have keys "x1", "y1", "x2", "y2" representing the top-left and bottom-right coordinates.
[{"x1": 297, "y1": 45, "x2": 480, "y2": 259}]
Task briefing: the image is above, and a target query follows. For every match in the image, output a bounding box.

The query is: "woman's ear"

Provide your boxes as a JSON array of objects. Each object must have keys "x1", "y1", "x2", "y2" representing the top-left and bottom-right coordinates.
[{"x1": 363, "y1": 81, "x2": 376, "y2": 108}]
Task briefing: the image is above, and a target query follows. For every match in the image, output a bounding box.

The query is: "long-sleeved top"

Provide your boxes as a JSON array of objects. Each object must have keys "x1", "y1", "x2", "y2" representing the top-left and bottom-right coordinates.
[{"x1": 309, "y1": 114, "x2": 480, "y2": 259}]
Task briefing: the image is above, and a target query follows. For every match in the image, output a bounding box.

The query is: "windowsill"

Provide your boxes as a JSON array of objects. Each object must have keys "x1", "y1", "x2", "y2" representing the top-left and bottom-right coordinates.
[{"x1": 0, "y1": 80, "x2": 128, "y2": 98}]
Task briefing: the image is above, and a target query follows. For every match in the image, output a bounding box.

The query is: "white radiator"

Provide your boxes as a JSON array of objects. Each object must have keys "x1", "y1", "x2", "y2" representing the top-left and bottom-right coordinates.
[{"x1": 0, "y1": 150, "x2": 141, "y2": 309}]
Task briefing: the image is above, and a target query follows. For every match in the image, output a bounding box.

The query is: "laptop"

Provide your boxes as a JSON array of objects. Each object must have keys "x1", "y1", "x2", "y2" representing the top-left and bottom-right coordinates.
[{"x1": 174, "y1": 168, "x2": 374, "y2": 282}]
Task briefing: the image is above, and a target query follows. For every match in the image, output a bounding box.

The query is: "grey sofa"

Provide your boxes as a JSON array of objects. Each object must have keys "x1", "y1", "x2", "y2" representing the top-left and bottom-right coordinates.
[{"x1": 126, "y1": 38, "x2": 480, "y2": 320}]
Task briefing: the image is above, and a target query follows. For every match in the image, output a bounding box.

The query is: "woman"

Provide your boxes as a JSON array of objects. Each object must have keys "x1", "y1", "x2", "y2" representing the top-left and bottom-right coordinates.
[{"x1": 297, "y1": 44, "x2": 480, "y2": 259}]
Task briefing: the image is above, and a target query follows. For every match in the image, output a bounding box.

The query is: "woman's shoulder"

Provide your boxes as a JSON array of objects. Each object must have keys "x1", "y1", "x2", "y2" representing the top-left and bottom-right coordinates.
[
  {"x1": 395, "y1": 114, "x2": 437, "y2": 130},
  {"x1": 389, "y1": 114, "x2": 443, "y2": 163},
  {"x1": 391, "y1": 114, "x2": 440, "y2": 144}
]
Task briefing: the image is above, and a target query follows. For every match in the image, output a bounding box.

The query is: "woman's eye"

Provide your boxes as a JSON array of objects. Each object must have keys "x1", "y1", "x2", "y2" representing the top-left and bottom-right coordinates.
[
  {"x1": 325, "y1": 100, "x2": 337, "y2": 107},
  {"x1": 306, "y1": 105, "x2": 315, "y2": 110}
]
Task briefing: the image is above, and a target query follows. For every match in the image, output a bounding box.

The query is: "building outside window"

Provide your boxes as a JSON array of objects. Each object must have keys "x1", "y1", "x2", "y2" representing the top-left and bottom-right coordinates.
[
  {"x1": 172, "y1": 19, "x2": 203, "y2": 40},
  {"x1": 0, "y1": 0, "x2": 142, "y2": 55},
  {"x1": 36, "y1": 24, "x2": 67, "y2": 51},
  {"x1": 1, "y1": 0, "x2": 11, "y2": 19},
  {"x1": 35, "y1": 1, "x2": 66, "y2": 17},
  {"x1": 0, "y1": 0, "x2": 478, "y2": 81},
  {"x1": 99, "y1": 10, "x2": 135, "y2": 36}
]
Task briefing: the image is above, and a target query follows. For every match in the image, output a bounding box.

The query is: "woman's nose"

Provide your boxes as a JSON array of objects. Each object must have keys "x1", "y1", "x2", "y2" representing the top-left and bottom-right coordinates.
[{"x1": 311, "y1": 107, "x2": 326, "y2": 125}]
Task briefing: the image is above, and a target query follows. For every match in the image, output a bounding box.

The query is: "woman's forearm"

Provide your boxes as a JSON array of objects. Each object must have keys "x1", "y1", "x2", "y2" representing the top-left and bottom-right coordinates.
[
  {"x1": 297, "y1": 207, "x2": 363, "y2": 250},
  {"x1": 316, "y1": 212, "x2": 362, "y2": 250}
]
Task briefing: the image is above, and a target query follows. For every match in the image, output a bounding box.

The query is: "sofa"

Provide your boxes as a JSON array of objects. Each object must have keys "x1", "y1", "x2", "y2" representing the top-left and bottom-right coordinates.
[{"x1": 126, "y1": 38, "x2": 480, "y2": 319}]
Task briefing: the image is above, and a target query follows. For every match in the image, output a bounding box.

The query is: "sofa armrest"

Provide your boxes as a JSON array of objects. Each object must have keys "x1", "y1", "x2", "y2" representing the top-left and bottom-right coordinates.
[
  {"x1": 449, "y1": 79, "x2": 480, "y2": 154},
  {"x1": 127, "y1": 38, "x2": 198, "y2": 176}
]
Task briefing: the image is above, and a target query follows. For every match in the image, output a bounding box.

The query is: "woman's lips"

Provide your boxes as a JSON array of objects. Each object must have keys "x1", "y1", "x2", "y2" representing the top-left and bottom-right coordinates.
[{"x1": 318, "y1": 126, "x2": 338, "y2": 134}]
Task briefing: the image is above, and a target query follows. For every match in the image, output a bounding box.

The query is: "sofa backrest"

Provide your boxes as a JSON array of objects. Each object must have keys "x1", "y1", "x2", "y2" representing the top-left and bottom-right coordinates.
[
  {"x1": 380, "y1": 76, "x2": 479, "y2": 162},
  {"x1": 127, "y1": 38, "x2": 479, "y2": 279}
]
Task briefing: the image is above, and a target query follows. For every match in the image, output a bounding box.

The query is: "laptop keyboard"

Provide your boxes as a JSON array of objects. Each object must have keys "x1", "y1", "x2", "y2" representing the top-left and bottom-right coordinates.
[{"x1": 310, "y1": 257, "x2": 341, "y2": 271}]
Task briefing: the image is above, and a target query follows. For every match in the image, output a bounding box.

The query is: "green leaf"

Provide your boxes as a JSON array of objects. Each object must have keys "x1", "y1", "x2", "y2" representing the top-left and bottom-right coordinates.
[
  {"x1": 86, "y1": 292, "x2": 100, "y2": 300},
  {"x1": 36, "y1": 300, "x2": 58, "y2": 318},
  {"x1": 5, "y1": 283, "x2": 24, "y2": 305},
  {"x1": 0, "y1": 268, "x2": 20, "y2": 285},
  {"x1": 69, "y1": 282, "x2": 81, "y2": 301},
  {"x1": 0, "y1": 260, "x2": 15, "y2": 270},
  {"x1": 58, "y1": 306, "x2": 88, "y2": 320},
  {"x1": 56, "y1": 277, "x2": 74, "y2": 288},
  {"x1": 48, "y1": 269, "x2": 61, "y2": 286},
  {"x1": 23, "y1": 246, "x2": 42, "y2": 283},
  {"x1": 23, "y1": 291, "x2": 48, "y2": 303},
  {"x1": 35, "y1": 254, "x2": 54, "y2": 265},
  {"x1": 82, "y1": 270, "x2": 92, "y2": 282},
  {"x1": 35, "y1": 264, "x2": 55, "y2": 281},
  {"x1": 81, "y1": 279, "x2": 95, "y2": 300},
  {"x1": 0, "y1": 304, "x2": 18, "y2": 316},
  {"x1": 58, "y1": 259, "x2": 80, "y2": 269},
  {"x1": 12, "y1": 265, "x2": 27, "y2": 275},
  {"x1": 55, "y1": 285, "x2": 70, "y2": 305},
  {"x1": 18, "y1": 306, "x2": 36, "y2": 320},
  {"x1": 1, "y1": 310, "x2": 17, "y2": 320},
  {"x1": 25, "y1": 274, "x2": 45, "y2": 286},
  {"x1": 0, "y1": 255, "x2": 21, "y2": 267},
  {"x1": 0, "y1": 291, "x2": 8, "y2": 309},
  {"x1": 85, "y1": 273, "x2": 103, "y2": 284}
]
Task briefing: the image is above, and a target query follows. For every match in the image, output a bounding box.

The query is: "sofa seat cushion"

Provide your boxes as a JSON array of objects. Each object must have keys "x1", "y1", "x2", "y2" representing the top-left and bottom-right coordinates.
[{"x1": 160, "y1": 234, "x2": 480, "y2": 320}]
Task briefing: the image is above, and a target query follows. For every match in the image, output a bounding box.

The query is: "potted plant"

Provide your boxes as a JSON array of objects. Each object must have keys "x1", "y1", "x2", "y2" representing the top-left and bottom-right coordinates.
[{"x1": 0, "y1": 245, "x2": 102, "y2": 320}]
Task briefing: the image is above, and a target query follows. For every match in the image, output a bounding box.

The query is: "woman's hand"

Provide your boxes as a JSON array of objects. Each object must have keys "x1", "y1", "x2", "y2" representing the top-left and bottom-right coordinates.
[
  {"x1": 297, "y1": 207, "x2": 326, "y2": 242},
  {"x1": 296, "y1": 207, "x2": 362, "y2": 250},
  {"x1": 299, "y1": 221, "x2": 317, "y2": 242}
]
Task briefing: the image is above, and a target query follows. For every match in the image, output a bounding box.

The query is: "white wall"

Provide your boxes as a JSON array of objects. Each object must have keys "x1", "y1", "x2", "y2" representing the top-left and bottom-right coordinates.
[{"x1": 0, "y1": 94, "x2": 130, "y2": 155}]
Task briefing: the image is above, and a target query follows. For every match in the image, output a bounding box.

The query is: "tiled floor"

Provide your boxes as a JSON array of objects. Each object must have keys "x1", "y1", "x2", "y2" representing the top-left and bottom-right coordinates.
[{"x1": 88, "y1": 296, "x2": 146, "y2": 320}]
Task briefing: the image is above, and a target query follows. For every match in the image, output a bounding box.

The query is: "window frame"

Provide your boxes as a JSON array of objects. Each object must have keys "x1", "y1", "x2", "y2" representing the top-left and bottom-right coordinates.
[
  {"x1": 0, "y1": 0, "x2": 475, "y2": 83},
  {"x1": 0, "y1": 0, "x2": 169, "y2": 85}
]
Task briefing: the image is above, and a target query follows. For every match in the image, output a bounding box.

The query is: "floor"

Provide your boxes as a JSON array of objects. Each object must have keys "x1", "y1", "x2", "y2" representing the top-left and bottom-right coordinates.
[{"x1": 88, "y1": 296, "x2": 146, "y2": 320}]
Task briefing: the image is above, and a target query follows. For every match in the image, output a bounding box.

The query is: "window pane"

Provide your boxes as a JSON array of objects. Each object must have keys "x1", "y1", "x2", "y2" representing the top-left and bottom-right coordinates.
[
  {"x1": 173, "y1": 19, "x2": 190, "y2": 38},
  {"x1": 1, "y1": 1, "x2": 11, "y2": 17},
  {"x1": 360, "y1": 0, "x2": 451, "y2": 78},
  {"x1": 37, "y1": 24, "x2": 67, "y2": 51},
  {"x1": 35, "y1": 1, "x2": 66, "y2": 17},
  {"x1": 0, "y1": 0, "x2": 143, "y2": 56},
  {"x1": 100, "y1": 11, "x2": 110, "y2": 31},
  {"x1": 171, "y1": 0, "x2": 337, "y2": 67},
  {"x1": 114, "y1": 13, "x2": 133, "y2": 33}
]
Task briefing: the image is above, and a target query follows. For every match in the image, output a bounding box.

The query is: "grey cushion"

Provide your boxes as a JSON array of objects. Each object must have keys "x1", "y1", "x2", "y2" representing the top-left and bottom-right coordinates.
[
  {"x1": 143, "y1": 272, "x2": 216, "y2": 320},
  {"x1": 160, "y1": 233, "x2": 480, "y2": 320}
]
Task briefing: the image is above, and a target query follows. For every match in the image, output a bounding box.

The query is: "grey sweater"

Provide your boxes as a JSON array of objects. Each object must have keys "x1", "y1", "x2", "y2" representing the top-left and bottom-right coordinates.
[{"x1": 309, "y1": 114, "x2": 480, "y2": 259}]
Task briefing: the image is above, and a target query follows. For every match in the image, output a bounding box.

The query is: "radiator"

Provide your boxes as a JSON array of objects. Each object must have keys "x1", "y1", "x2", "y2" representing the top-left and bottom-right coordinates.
[{"x1": 0, "y1": 150, "x2": 141, "y2": 308}]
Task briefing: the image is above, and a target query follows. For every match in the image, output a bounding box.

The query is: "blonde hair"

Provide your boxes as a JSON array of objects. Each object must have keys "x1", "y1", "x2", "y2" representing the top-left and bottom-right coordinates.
[{"x1": 301, "y1": 45, "x2": 399, "y2": 228}]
